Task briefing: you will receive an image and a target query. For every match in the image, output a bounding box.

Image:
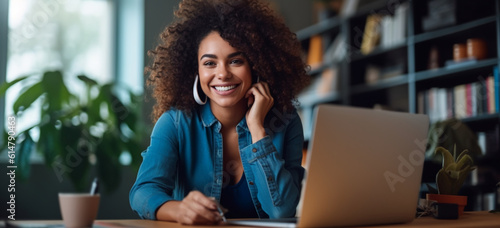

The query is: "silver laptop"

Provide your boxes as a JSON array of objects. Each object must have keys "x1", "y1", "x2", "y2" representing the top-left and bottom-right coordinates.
[{"x1": 228, "y1": 104, "x2": 429, "y2": 227}]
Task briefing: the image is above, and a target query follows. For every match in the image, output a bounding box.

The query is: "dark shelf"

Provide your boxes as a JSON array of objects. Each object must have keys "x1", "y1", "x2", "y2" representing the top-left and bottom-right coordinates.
[
  {"x1": 460, "y1": 113, "x2": 500, "y2": 132},
  {"x1": 414, "y1": 16, "x2": 496, "y2": 43},
  {"x1": 348, "y1": 0, "x2": 399, "y2": 20},
  {"x1": 296, "y1": 17, "x2": 341, "y2": 41},
  {"x1": 351, "y1": 41, "x2": 407, "y2": 62},
  {"x1": 415, "y1": 58, "x2": 498, "y2": 82},
  {"x1": 350, "y1": 75, "x2": 408, "y2": 95},
  {"x1": 461, "y1": 113, "x2": 500, "y2": 124},
  {"x1": 476, "y1": 151, "x2": 500, "y2": 165},
  {"x1": 462, "y1": 183, "x2": 499, "y2": 194}
]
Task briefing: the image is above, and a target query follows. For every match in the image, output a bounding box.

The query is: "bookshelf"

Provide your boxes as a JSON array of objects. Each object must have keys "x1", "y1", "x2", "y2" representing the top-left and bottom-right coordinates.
[{"x1": 297, "y1": 0, "x2": 500, "y2": 211}]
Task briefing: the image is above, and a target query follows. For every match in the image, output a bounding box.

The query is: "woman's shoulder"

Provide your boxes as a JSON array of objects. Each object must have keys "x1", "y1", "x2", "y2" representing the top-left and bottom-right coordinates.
[
  {"x1": 157, "y1": 108, "x2": 200, "y2": 125},
  {"x1": 265, "y1": 107, "x2": 300, "y2": 128},
  {"x1": 267, "y1": 107, "x2": 299, "y2": 120}
]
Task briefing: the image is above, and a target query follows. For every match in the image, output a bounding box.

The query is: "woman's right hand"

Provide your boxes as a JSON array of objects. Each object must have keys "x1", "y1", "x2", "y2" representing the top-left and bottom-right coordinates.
[{"x1": 156, "y1": 190, "x2": 223, "y2": 225}]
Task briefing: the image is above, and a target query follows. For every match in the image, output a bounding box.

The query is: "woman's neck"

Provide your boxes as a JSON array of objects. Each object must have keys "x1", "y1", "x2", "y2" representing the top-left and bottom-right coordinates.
[{"x1": 210, "y1": 100, "x2": 248, "y2": 130}]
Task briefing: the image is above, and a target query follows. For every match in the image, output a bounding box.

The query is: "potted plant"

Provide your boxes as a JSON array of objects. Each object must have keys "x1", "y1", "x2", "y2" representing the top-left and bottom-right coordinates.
[
  {"x1": 426, "y1": 118, "x2": 482, "y2": 159},
  {"x1": 0, "y1": 71, "x2": 149, "y2": 193},
  {"x1": 426, "y1": 145, "x2": 476, "y2": 217}
]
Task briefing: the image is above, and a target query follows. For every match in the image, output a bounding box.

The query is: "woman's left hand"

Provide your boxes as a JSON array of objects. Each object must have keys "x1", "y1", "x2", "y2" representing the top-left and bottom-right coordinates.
[{"x1": 245, "y1": 82, "x2": 274, "y2": 143}]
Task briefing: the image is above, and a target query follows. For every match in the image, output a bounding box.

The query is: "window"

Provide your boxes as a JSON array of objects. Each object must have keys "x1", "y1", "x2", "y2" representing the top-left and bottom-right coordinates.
[{"x1": 4, "y1": 0, "x2": 114, "y2": 160}]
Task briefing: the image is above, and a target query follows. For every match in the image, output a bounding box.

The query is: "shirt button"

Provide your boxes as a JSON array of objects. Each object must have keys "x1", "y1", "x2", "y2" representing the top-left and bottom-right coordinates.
[
  {"x1": 249, "y1": 181, "x2": 254, "y2": 185},
  {"x1": 252, "y1": 148, "x2": 257, "y2": 152},
  {"x1": 267, "y1": 176, "x2": 273, "y2": 181}
]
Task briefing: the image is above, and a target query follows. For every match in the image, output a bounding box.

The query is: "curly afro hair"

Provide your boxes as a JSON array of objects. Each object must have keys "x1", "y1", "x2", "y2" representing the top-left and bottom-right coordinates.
[{"x1": 146, "y1": 0, "x2": 310, "y2": 123}]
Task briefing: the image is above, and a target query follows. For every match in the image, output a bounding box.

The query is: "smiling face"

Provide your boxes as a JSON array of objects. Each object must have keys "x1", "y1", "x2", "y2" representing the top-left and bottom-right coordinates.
[{"x1": 198, "y1": 31, "x2": 253, "y2": 111}]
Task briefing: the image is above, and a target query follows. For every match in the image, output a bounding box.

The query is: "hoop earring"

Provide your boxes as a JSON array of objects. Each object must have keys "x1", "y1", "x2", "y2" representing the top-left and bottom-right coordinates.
[{"x1": 193, "y1": 75, "x2": 207, "y2": 105}]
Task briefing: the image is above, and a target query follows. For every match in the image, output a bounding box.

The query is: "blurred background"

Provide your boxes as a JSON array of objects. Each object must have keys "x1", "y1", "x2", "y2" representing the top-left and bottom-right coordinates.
[{"x1": 1, "y1": 0, "x2": 499, "y2": 220}]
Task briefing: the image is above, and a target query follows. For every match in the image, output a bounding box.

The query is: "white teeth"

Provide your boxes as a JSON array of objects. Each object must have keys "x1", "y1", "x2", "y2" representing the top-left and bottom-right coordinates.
[{"x1": 214, "y1": 85, "x2": 236, "y2": 91}]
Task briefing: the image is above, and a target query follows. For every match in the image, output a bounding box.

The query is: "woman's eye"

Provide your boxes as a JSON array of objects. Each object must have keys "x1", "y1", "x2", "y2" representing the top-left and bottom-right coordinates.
[
  {"x1": 231, "y1": 59, "x2": 244, "y2": 64},
  {"x1": 203, "y1": 61, "x2": 215, "y2": 66}
]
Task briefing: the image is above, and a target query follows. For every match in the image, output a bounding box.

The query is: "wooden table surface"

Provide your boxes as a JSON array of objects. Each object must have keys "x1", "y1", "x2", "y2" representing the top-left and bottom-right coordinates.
[{"x1": 8, "y1": 211, "x2": 500, "y2": 227}]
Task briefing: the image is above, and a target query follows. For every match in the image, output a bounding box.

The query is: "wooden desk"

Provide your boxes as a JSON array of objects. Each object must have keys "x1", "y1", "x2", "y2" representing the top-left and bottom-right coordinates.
[
  {"x1": 364, "y1": 211, "x2": 500, "y2": 228},
  {"x1": 9, "y1": 211, "x2": 500, "y2": 227}
]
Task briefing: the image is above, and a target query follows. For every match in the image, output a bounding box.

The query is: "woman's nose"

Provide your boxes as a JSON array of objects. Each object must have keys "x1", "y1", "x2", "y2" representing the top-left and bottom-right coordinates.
[{"x1": 216, "y1": 65, "x2": 232, "y2": 80}]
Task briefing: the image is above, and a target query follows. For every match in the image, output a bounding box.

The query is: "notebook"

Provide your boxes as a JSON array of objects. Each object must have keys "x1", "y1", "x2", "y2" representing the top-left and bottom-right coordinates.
[{"x1": 228, "y1": 104, "x2": 429, "y2": 227}]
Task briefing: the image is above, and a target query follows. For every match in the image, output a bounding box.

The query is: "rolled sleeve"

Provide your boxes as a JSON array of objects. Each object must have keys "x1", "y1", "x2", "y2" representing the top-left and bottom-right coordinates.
[
  {"x1": 129, "y1": 112, "x2": 180, "y2": 220},
  {"x1": 241, "y1": 112, "x2": 305, "y2": 218},
  {"x1": 130, "y1": 184, "x2": 171, "y2": 219},
  {"x1": 244, "y1": 136, "x2": 276, "y2": 163}
]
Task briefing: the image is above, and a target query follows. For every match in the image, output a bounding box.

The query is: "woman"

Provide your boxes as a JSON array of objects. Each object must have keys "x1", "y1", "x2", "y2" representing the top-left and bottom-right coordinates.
[{"x1": 129, "y1": 0, "x2": 310, "y2": 225}]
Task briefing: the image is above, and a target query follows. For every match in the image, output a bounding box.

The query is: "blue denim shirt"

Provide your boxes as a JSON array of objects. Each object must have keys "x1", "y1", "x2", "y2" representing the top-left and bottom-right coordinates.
[{"x1": 129, "y1": 103, "x2": 305, "y2": 220}]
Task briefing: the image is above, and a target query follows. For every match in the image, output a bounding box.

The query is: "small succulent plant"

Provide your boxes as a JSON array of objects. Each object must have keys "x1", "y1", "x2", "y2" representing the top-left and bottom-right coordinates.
[{"x1": 430, "y1": 145, "x2": 476, "y2": 195}]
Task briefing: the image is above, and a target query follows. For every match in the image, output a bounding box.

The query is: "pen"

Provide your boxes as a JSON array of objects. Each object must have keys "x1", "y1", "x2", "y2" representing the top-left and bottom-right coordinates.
[
  {"x1": 211, "y1": 198, "x2": 227, "y2": 222},
  {"x1": 216, "y1": 202, "x2": 227, "y2": 222},
  {"x1": 90, "y1": 177, "x2": 99, "y2": 195}
]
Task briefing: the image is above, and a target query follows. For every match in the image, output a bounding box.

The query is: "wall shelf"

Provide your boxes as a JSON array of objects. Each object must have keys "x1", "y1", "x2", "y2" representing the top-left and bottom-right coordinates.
[
  {"x1": 461, "y1": 113, "x2": 500, "y2": 124},
  {"x1": 296, "y1": 0, "x2": 500, "y2": 211},
  {"x1": 350, "y1": 75, "x2": 407, "y2": 94},
  {"x1": 351, "y1": 42, "x2": 407, "y2": 62},
  {"x1": 296, "y1": 17, "x2": 341, "y2": 40},
  {"x1": 414, "y1": 16, "x2": 496, "y2": 43},
  {"x1": 415, "y1": 58, "x2": 499, "y2": 81}
]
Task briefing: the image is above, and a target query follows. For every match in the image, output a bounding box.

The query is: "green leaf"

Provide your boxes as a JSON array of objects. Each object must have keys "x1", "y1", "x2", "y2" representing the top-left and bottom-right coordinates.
[
  {"x1": 13, "y1": 81, "x2": 44, "y2": 113},
  {"x1": 97, "y1": 84, "x2": 118, "y2": 125},
  {"x1": 436, "y1": 169, "x2": 453, "y2": 195},
  {"x1": 427, "y1": 119, "x2": 482, "y2": 161},
  {"x1": 87, "y1": 89, "x2": 105, "y2": 125},
  {"x1": 123, "y1": 93, "x2": 140, "y2": 130},
  {"x1": 435, "y1": 147, "x2": 455, "y2": 170},
  {"x1": 37, "y1": 123, "x2": 62, "y2": 165},
  {"x1": 77, "y1": 75, "x2": 98, "y2": 108},
  {"x1": 0, "y1": 130, "x2": 9, "y2": 153},
  {"x1": 17, "y1": 132, "x2": 34, "y2": 180},
  {"x1": 123, "y1": 110, "x2": 138, "y2": 133},
  {"x1": 110, "y1": 94, "x2": 129, "y2": 125},
  {"x1": 96, "y1": 131, "x2": 122, "y2": 193},
  {"x1": 60, "y1": 124, "x2": 91, "y2": 191},
  {"x1": 41, "y1": 71, "x2": 72, "y2": 111},
  {"x1": 0, "y1": 76, "x2": 29, "y2": 96},
  {"x1": 77, "y1": 75, "x2": 98, "y2": 86}
]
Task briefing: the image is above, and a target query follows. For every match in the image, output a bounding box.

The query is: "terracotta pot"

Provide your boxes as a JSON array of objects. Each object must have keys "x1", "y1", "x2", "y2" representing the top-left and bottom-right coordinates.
[{"x1": 426, "y1": 193, "x2": 467, "y2": 216}]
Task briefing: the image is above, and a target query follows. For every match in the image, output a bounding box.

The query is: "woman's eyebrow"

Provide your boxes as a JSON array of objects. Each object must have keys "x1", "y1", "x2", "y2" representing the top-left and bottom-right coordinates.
[
  {"x1": 200, "y1": 54, "x2": 217, "y2": 60},
  {"x1": 200, "y1": 52, "x2": 244, "y2": 61}
]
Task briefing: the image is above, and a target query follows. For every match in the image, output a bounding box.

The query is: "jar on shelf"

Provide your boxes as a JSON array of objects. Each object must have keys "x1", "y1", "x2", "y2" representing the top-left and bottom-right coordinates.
[{"x1": 467, "y1": 38, "x2": 487, "y2": 60}]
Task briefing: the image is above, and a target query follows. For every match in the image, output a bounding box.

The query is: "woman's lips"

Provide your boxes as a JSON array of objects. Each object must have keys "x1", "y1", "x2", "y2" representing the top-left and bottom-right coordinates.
[
  {"x1": 211, "y1": 84, "x2": 239, "y2": 95},
  {"x1": 214, "y1": 85, "x2": 237, "y2": 91}
]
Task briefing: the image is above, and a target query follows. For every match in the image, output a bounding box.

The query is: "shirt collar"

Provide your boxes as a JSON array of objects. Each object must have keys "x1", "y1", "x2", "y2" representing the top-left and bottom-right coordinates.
[
  {"x1": 236, "y1": 115, "x2": 249, "y2": 132},
  {"x1": 200, "y1": 103, "x2": 218, "y2": 128},
  {"x1": 199, "y1": 103, "x2": 249, "y2": 132}
]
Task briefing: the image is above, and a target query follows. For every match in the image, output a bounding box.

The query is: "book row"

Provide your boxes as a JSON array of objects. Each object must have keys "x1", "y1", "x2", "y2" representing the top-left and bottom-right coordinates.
[{"x1": 418, "y1": 67, "x2": 499, "y2": 123}]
